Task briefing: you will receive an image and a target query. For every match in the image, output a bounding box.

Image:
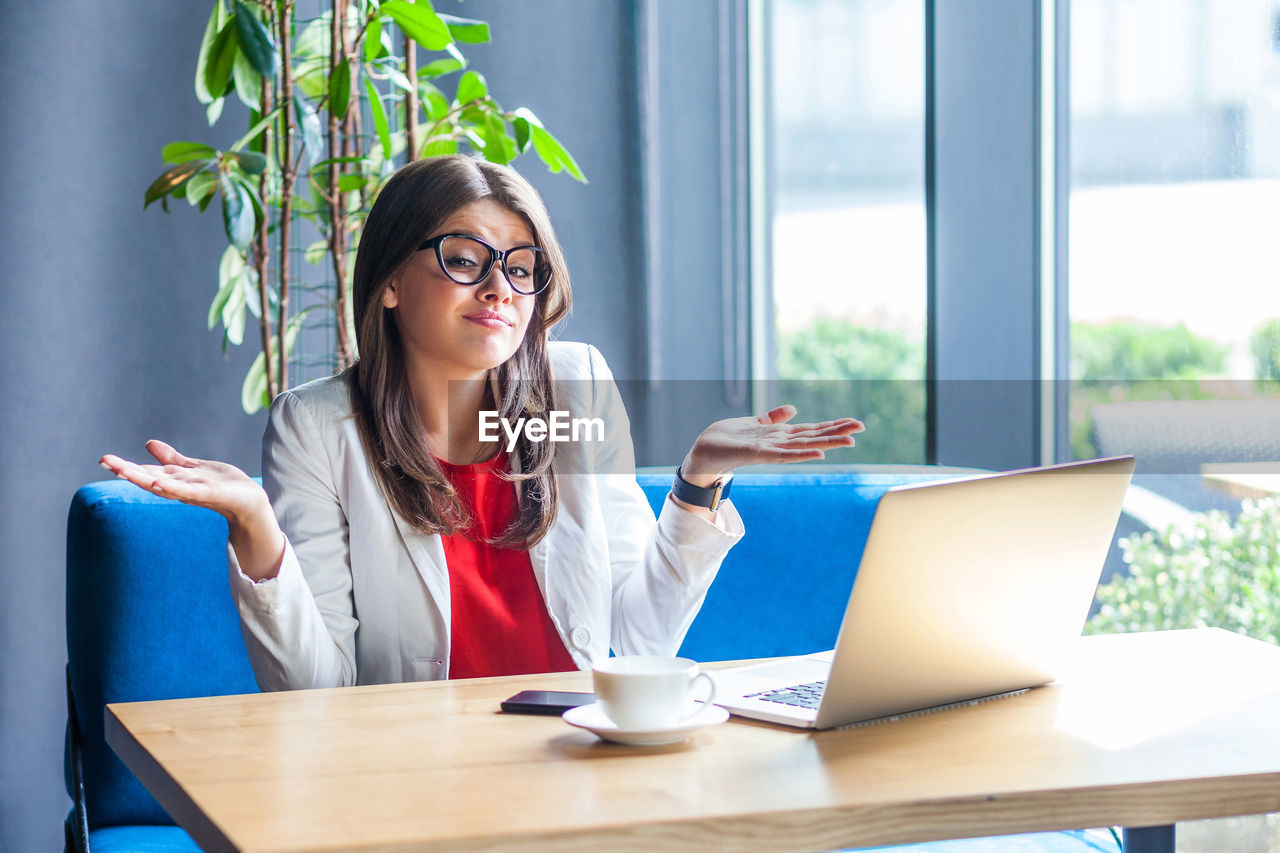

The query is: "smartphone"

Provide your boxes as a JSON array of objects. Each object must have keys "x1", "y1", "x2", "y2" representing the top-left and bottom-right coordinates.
[{"x1": 500, "y1": 690, "x2": 594, "y2": 715}]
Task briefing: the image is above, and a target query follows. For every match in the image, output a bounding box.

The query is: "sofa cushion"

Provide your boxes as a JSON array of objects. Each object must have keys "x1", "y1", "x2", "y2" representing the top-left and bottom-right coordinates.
[{"x1": 87, "y1": 824, "x2": 202, "y2": 853}]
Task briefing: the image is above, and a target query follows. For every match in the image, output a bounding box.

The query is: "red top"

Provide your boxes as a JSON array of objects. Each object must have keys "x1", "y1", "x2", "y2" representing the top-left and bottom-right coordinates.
[{"x1": 437, "y1": 451, "x2": 577, "y2": 679}]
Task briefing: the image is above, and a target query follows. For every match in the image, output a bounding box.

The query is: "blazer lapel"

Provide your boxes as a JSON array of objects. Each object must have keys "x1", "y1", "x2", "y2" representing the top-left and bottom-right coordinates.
[{"x1": 388, "y1": 510, "x2": 452, "y2": 642}]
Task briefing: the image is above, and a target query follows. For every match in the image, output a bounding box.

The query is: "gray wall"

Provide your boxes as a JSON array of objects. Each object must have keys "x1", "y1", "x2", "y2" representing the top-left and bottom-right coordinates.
[
  {"x1": 0, "y1": 2, "x2": 648, "y2": 849},
  {"x1": 0, "y1": 3, "x2": 263, "y2": 849},
  {"x1": 443, "y1": 0, "x2": 647, "y2": 377}
]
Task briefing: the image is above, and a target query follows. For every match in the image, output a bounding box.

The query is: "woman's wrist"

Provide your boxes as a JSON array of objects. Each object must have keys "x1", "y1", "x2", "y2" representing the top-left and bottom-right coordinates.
[
  {"x1": 227, "y1": 490, "x2": 286, "y2": 582},
  {"x1": 678, "y1": 448, "x2": 732, "y2": 489}
]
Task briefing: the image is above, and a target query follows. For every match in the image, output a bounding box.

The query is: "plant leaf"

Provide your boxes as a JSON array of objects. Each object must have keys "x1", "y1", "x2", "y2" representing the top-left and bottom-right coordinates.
[
  {"x1": 304, "y1": 239, "x2": 328, "y2": 265},
  {"x1": 438, "y1": 13, "x2": 490, "y2": 44},
  {"x1": 221, "y1": 173, "x2": 256, "y2": 250},
  {"x1": 241, "y1": 316, "x2": 303, "y2": 413},
  {"x1": 205, "y1": 97, "x2": 225, "y2": 126},
  {"x1": 421, "y1": 136, "x2": 457, "y2": 157},
  {"x1": 308, "y1": 155, "x2": 369, "y2": 169},
  {"x1": 338, "y1": 173, "x2": 369, "y2": 193},
  {"x1": 204, "y1": 20, "x2": 239, "y2": 104},
  {"x1": 145, "y1": 160, "x2": 211, "y2": 208},
  {"x1": 363, "y1": 15, "x2": 384, "y2": 61},
  {"x1": 221, "y1": 264, "x2": 248, "y2": 345},
  {"x1": 512, "y1": 116, "x2": 531, "y2": 153},
  {"x1": 228, "y1": 171, "x2": 265, "y2": 228},
  {"x1": 511, "y1": 106, "x2": 543, "y2": 127},
  {"x1": 241, "y1": 348, "x2": 267, "y2": 412},
  {"x1": 458, "y1": 104, "x2": 487, "y2": 126},
  {"x1": 242, "y1": 265, "x2": 262, "y2": 319},
  {"x1": 229, "y1": 105, "x2": 281, "y2": 152},
  {"x1": 294, "y1": 12, "x2": 331, "y2": 60},
  {"x1": 329, "y1": 60, "x2": 351, "y2": 120},
  {"x1": 383, "y1": 65, "x2": 414, "y2": 94},
  {"x1": 381, "y1": 0, "x2": 453, "y2": 51},
  {"x1": 418, "y1": 57, "x2": 464, "y2": 79},
  {"x1": 162, "y1": 141, "x2": 218, "y2": 164},
  {"x1": 481, "y1": 112, "x2": 514, "y2": 164},
  {"x1": 293, "y1": 59, "x2": 328, "y2": 101},
  {"x1": 529, "y1": 124, "x2": 587, "y2": 183},
  {"x1": 210, "y1": 245, "x2": 244, "y2": 329},
  {"x1": 455, "y1": 69, "x2": 486, "y2": 105},
  {"x1": 232, "y1": 45, "x2": 263, "y2": 109},
  {"x1": 293, "y1": 95, "x2": 324, "y2": 164},
  {"x1": 229, "y1": 150, "x2": 268, "y2": 175},
  {"x1": 365, "y1": 76, "x2": 392, "y2": 160},
  {"x1": 195, "y1": 0, "x2": 227, "y2": 104},
  {"x1": 233, "y1": 0, "x2": 279, "y2": 76},
  {"x1": 422, "y1": 87, "x2": 449, "y2": 122},
  {"x1": 186, "y1": 170, "x2": 220, "y2": 206}
]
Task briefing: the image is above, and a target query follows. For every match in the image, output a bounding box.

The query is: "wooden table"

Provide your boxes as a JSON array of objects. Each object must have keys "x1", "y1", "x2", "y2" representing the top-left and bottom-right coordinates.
[{"x1": 107, "y1": 629, "x2": 1280, "y2": 852}]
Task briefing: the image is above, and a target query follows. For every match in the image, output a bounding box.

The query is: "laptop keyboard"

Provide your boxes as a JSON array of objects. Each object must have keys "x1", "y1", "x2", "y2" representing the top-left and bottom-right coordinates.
[{"x1": 745, "y1": 680, "x2": 827, "y2": 709}]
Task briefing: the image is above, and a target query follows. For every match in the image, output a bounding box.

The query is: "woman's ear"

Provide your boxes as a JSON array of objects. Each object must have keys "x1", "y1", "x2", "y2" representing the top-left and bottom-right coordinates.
[{"x1": 381, "y1": 280, "x2": 399, "y2": 310}]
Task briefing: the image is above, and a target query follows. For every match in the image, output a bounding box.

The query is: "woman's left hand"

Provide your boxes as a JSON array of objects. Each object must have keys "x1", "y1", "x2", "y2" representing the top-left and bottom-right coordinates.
[{"x1": 679, "y1": 405, "x2": 864, "y2": 488}]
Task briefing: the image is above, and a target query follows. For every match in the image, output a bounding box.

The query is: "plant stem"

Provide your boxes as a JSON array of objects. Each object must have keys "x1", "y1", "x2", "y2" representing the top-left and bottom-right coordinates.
[
  {"x1": 404, "y1": 34, "x2": 419, "y2": 160},
  {"x1": 328, "y1": 0, "x2": 354, "y2": 368},
  {"x1": 275, "y1": 0, "x2": 295, "y2": 391},
  {"x1": 255, "y1": 67, "x2": 278, "y2": 401}
]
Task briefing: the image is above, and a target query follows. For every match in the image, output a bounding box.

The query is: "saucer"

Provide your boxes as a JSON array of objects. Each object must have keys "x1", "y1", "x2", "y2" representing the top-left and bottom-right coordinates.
[{"x1": 562, "y1": 702, "x2": 729, "y2": 746}]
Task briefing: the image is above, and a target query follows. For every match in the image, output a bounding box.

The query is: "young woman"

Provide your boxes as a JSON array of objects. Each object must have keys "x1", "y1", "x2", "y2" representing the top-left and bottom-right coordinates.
[{"x1": 101, "y1": 155, "x2": 862, "y2": 691}]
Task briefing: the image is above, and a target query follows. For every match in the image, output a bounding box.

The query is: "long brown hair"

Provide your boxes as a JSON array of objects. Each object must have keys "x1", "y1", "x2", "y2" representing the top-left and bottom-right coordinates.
[{"x1": 348, "y1": 155, "x2": 572, "y2": 547}]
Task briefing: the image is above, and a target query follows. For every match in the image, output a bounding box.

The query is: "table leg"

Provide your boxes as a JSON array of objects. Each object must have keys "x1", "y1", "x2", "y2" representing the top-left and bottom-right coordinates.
[{"x1": 1122, "y1": 825, "x2": 1175, "y2": 853}]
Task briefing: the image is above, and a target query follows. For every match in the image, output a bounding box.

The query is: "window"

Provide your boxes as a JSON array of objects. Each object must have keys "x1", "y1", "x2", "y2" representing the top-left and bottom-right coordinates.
[
  {"x1": 767, "y1": 0, "x2": 926, "y2": 464},
  {"x1": 1069, "y1": 0, "x2": 1280, "y2": 507}
]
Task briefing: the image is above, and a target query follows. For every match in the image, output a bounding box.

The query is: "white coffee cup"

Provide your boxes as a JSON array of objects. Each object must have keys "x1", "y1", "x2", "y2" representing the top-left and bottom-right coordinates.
[{"x1": 592, "y1": 655, "x2": 717, "y2": 730}]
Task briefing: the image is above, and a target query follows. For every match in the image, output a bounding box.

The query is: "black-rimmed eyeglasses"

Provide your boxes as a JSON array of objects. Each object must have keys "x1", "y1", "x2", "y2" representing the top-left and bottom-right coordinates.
[{"x1": 417, "y1": 234, "x2": 552, "y2": 296}]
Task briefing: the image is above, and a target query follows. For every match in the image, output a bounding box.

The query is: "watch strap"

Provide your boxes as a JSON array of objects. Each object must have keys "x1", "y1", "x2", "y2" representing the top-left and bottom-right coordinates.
[{"x1": 672, "y1": 466, "x2": 732, "y2": 511}]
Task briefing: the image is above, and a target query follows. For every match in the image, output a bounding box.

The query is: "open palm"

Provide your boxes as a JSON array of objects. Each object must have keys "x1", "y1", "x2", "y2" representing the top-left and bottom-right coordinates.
[
  {"x1": 682, "y1": 405, "x2": 864, "y2": 481},
  {"x1": 100, "y1": 439, "x2": 265, "y2": 523}
]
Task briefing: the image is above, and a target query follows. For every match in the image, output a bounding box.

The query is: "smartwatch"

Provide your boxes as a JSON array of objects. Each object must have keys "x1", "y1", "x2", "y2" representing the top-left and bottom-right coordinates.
[{"x1": 671, "y1": 466, "x2": 732, "y2": 511}]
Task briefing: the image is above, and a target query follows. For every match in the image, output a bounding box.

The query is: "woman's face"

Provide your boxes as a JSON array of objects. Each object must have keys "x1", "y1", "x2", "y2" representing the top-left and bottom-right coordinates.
[{"x1": 383, "y1": 197, "x2": 538, "y2": 379}]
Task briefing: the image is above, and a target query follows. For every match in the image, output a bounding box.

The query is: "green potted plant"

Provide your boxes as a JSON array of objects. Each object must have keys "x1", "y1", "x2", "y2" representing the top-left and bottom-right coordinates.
[
  {"x1": 144, "y1": 0, "x2": 585, "y2": 412},
  {"x1": 1088, "y1": 496, "x2": 1280, "y2": 645}
]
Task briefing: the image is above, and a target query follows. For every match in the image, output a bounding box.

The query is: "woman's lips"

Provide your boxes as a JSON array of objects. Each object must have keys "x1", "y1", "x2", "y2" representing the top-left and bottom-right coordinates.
[{"x1": 464, "y1": 312, "x2": 514, "y2": 330}]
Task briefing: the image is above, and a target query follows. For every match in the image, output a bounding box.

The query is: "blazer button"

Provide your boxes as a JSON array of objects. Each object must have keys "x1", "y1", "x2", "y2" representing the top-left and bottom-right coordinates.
[{"x1": 569, "y1": 626, "x2": 591, "y2": 650}]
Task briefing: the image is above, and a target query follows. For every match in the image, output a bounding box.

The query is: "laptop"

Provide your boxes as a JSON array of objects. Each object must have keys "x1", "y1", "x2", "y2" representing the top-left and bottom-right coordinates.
[{"x1": 713, "y1": 455, "x2": 1136, "y2": 729}]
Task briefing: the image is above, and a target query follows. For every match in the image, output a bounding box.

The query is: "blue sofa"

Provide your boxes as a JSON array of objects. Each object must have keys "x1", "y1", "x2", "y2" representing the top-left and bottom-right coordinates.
[{"x1": 65, "y1": 466, "x2": 1115, "y2": 852}]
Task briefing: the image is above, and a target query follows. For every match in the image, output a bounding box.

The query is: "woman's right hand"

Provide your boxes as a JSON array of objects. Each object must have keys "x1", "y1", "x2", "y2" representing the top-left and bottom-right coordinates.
[{"x1": 100, "y1": 440, "x2": 286, "y2": 582}]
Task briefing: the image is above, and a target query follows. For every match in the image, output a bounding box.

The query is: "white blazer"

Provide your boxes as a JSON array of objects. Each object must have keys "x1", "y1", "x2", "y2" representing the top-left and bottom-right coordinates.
[{"x1": 229, "y1": 342, "x2": 744, "y2": 691}]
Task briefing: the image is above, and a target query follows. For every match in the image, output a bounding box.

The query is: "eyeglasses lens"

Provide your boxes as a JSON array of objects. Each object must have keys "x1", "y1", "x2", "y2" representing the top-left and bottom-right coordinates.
[
  {"x1": 439, "y1": 236, "x2": 491, "y2": 284},
  {"x1": 438, "y1": 235, "x2": 550, "y2": 294}
]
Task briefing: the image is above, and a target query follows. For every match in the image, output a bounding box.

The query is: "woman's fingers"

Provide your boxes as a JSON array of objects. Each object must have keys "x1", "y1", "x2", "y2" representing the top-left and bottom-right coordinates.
[
  {"x1": 784, "y1": 417, "x2": 864, "y2": 435},
  {"x1": 99, "y1": 443, "x2": 264, "y2": 523},
  {"x1": 103, "y1": 457, "x2": 170, "y2": 490},
  {"x1": 102, "y1": 447, "x2": 205, "y2": 496},
  {"x1": 772, "y1": 434, "x2": 855, "y2": 451},
  {"x1": 755, "y1": 404, "x2": 798, "y2": 425},
  {"x1": 752, "y1": 407, "x2": 864, "y2": 435},
  {"x1": 764, "y1": 447, "x2": 827, "y2": 461},
  {"x1": 146, "y1": 439, "x2": 196, "y2": 467}
]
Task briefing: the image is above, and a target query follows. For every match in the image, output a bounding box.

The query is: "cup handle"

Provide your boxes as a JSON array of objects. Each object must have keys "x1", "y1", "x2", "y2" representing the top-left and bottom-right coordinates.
[{"x1": 681, "y1": 671, "x2": 717, "y2": 720}]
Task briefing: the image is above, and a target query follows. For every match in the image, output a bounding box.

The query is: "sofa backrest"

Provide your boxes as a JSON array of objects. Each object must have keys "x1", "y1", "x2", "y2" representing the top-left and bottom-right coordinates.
[
  {"x1": 636, "y1": 468, "x2": 974, "y2": 662},
  {"x1": 66, "y1": 481, "x2": 260, "y2": 829}
]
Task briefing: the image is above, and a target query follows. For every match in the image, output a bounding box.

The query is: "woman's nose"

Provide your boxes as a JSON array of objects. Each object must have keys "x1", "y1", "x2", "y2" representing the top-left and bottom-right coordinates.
[{"x1": 476, "y1": 263, "x2": 514, "y2": 303}]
